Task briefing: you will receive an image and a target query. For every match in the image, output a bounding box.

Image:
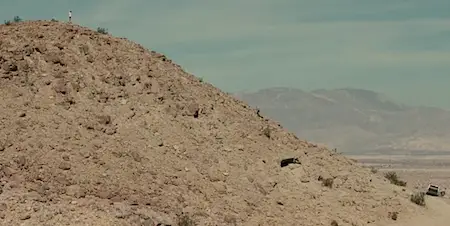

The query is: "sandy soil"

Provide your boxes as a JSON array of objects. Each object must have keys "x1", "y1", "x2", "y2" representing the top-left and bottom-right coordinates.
[
  {"x1": 387, "y1": 197, "x2": 450, "y2": 226},
  {"x1": 353, "y1": 154, "x2": 450, "y2": 226}
]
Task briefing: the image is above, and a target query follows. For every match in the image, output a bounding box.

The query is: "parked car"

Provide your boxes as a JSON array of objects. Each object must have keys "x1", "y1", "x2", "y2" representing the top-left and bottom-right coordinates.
[{"x1": 426, "y1": 184, "x2": 445, "y2": 197}]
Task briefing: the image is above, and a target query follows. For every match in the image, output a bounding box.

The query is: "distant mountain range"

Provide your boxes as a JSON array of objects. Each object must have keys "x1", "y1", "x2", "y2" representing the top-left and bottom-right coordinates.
[{"x1": 235, "y1": 87, "x2": 450, "y2": 154}]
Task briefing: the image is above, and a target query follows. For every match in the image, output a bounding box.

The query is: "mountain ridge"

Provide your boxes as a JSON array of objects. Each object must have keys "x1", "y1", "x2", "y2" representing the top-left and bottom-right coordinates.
[{"x1": 236, "y1": 87, "x2": 450, "y2": 153}]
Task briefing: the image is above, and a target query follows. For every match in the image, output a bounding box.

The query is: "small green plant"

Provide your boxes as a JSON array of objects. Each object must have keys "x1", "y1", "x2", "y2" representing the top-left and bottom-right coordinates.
[
  {"x1": 410, "y1": 192, "x2": 425, "y2": 206},
  {"x1": 384, "y1": 171, "x2": 407, "y2": 187},
  {"x1": 13, "y1": 16, "x2": 22, "y2": 22},
  {"x1": 177, "y1": 214, "x2": 196, "y2": 226},
  {"x1": 97, "y1": 27, "x2": 108, "y2": 34},
  {"x1": 4, "y1": 20, "x2": 11, "y2": 25}
]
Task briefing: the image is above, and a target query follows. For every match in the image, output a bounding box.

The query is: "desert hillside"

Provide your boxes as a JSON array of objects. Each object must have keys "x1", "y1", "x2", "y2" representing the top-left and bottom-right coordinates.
[
  {"x1": 0, "y1": 20, "x2": 429, "y2": 226},
  {"x1": 236, "y1": 87, "x2": 450, "y2": 154}
]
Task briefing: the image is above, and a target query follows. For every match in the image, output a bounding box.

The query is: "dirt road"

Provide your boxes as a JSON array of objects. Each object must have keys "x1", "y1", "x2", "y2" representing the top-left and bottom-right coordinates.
[{"x1": 387, "y1": 196, "x2": 450, "y2": 226}]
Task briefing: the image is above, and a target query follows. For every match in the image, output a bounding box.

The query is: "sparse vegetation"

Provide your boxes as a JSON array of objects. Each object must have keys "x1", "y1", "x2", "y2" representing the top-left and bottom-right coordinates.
[
  {"x1": 410, "y1": 192, "x2": 426, "y2": 206},
  {"x1": 51, "y1": 18, "x2": 58, "y2": 22},
  {"x1": 388, "y1": 211, "x2": 398, "y2": 220},
  {"x1": 370, "y1": 166, "x2": 378, "y2": 174},
  {"x1": 262, "y1": 126, "x2": 271, "y2": 138},
  {"x1": 4, "y1": 16, "x2": 23, "y2": 25},
  {"x1": 384, "y1": 171, "x2": 407, "y2": 187},
  {"x1": 13, "y1": 16, "x2": 22, "y2": 22},
  {"x1": 177, "y1": 214, "x2": 196, "y2": 226},
  {"x1": 322, "y1": 178, "x2": 334, "y2": 188},
  {"x1": 97, "y1": 27, "x2": 108, "y2": 34}
]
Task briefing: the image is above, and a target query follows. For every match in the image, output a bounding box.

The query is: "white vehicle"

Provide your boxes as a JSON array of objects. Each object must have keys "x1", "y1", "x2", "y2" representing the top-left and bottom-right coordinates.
[{"x1": 426, "y1": 184, "x2": 445, "y2": 197}]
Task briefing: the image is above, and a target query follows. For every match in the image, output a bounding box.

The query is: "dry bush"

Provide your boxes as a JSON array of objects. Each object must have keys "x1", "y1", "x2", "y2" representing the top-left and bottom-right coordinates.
[
  {"x1": 177, "y1": 214, "x2": 196, "y2": 226},
  {"x1": 410, "y1": 192, "x2": 426, "y2": 206},
  {"x1": 370, "y1": 166, "x2": 378, "y2": 174},
  {"x1": 262, "y1": 126, "x2": 271, "y2": 138},
  {"x1": 388, "y1": 211, "x2": 398, "y2": 220},
  {"x1": 13, "y1": 16, "x2": 22, "y2": 22},
  {"x1": 97, "y1": 27, "x2": 109, "y2": 34},
  {"x1": 384, "y1": 171, "x2": 407, "y2": 187},
  {"x1": 322, "y1": 178, "x2": 334, "y2": 188}
]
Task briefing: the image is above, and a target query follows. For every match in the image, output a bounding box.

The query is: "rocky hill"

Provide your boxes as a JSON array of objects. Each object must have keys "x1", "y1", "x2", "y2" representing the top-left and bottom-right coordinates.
[
  {"x1": 0, "y1": 20, "x2": 425, "y2": 226},
  {"x1": 236, "y1": 87, "x2": 450, "y2": 154}
]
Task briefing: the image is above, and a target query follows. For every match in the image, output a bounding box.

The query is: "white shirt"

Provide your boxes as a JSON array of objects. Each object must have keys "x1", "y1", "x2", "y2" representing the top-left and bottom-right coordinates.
[{"x1": 69, "y1": 11, "x2": 72, "y2": 17}]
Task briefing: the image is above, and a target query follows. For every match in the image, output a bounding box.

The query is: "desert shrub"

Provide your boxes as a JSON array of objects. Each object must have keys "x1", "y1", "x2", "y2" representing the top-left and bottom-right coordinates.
[
  {"x1": 4, "y1": 20, "x2": 11, "y2": 25},
  {"x1": 13, "y1": 16, "x2": 22, "y2": 22},
  {"x1": 262, "y1": 126, "x2": 271, "y2": 138},
  {"x1": 51, "y1": 18, "x2": 58, "y2": 22},
  {"x1": 388, "y1": 211, "x2": 398, "y2": 220},
  {"x1": 370, "y1": 166, "x2": 378, "y2": 174},
  {"x1": 177, "y1": 214, "x2": 196, "y2": 226},
  {"x1": 410, "y1": 192, "x2": 425, "y2": 206},
  {"x1": 322, "y1": 178, "x2": 334, "y2": 188},
  {"x1": 97, "y1": 27, "x2": 108, "y2": 34},
  {"x1": 384, "y1": 171, "x2": 406, "y2": 186}
]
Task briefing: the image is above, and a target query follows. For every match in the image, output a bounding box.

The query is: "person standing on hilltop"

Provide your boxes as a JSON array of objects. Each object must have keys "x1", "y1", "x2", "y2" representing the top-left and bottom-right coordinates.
[{"x1": 69, "y1": 10, "x2": 72, "y2": 22}]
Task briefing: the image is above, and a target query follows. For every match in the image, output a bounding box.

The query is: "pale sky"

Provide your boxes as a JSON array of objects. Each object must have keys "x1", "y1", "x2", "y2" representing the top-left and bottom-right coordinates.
[{"x1": 1, "y1": 0, "x2": 450, "y2": 108}]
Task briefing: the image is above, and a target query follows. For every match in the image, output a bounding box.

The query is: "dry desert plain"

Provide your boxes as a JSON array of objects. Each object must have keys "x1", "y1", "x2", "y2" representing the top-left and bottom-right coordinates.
[{"x1": 351, "y1": 152, "x2": 450, "y2": 226}]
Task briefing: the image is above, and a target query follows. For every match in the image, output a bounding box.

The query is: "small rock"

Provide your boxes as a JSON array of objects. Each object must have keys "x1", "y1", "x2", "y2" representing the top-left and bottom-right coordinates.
[
  {"x1": 110, "y1": 195, "x2": 123, "y2": 203},
  {"x1": 24, "y1": 191, "x2": 44, "y2": 202},
  {"x1": 56, "y1": 148, "x2": 66, "y2": 152},
  {"x1": 96, "y1": 190, "x2": 113, "y2": 199},
  {"x1": 2, "y1": 167, "x2": 16, "y2": 177},
  {"x1": 66, "y1": 185, "x2": 86, "y2": 198},
  {"x1": 105, "y1": 127, "x2": 116, "y2": 135},
  {"x1": 184, "y1": 102, "x2": 200, "y2": 118},
  {"x1": 142, "y1": 219, "x2": 155, "y2": 226},
  {"x1": 15, "y1": 156, "x2": 27, "y2": 167},
  {"x1": 114, "y1": 203, "x2": 132, "y2": 219},
  {"x1": 130, "y1": 152, "x2": 141, "y2": 162},
  {"x1": 0, "y1": 203, "x2": 7, "y2": 211},
  {"x1": 58, "y1": 162, "x2": 71, "y2": 170},
  {"x1": 18, "y1": 112, "x2": 26, "y2": 117},
  {"x1": 300, "y1": 179, "x2": 310, "y2": 183},
  {"x1": 97, "y1": 115, "x2": 111, "y2": 125},
  {"x1": 20, "y1": 213, "x2": 31, "y2": 220},
  {"x1": 62, "y1": 155, "x2": 70, "y2": 161}
]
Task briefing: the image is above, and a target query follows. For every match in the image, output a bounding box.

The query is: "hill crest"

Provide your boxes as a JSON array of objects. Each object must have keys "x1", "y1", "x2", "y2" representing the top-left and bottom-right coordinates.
[{"x1": 0, "y1": 21, "x2": 423, "y2": 226}]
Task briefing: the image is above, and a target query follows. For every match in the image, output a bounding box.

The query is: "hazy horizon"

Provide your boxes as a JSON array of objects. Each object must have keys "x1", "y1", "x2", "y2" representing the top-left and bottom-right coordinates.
[{"x1": 1, "y1": 0, "x2": 449, "y2": 109}]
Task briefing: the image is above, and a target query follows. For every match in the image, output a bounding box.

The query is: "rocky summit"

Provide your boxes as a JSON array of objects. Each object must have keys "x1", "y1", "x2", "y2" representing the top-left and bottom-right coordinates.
[{"x1": 0, "y1": 21, "x2": 424, "y2": 226}]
